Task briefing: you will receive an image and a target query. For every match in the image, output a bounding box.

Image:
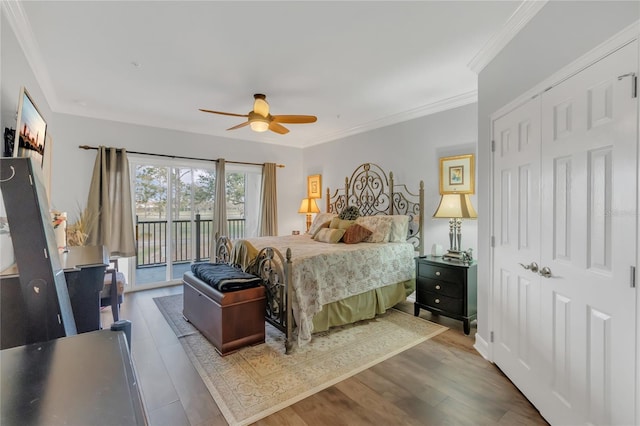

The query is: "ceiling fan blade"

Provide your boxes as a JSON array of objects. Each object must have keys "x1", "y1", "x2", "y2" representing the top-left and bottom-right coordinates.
[
  {"x1": 227, "y1": 121, "x2": 250, "y2": 131},
  {"x1": 269, "y1": 122, "x2": 289, "y2": 134},
  {"x1": 272, "y1": 115, "x2": 317, "y2": 124},
  {"x1": 199, "y1": 109, "x2": 248, "y2": 118},
  {"x1": 253, "y1": 94, "x2": 269, "y2": 118}
]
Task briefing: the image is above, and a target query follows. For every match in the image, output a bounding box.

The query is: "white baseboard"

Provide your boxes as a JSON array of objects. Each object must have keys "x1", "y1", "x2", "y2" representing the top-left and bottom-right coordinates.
[{"x1": 474, "y1": 333, "x2": 491, "y2": 361}]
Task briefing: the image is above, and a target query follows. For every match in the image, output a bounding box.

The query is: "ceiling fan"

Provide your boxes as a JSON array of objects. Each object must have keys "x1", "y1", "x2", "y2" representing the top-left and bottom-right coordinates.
[{"x1": 199, "y1": 94, "x2": 317, "y2": 135}]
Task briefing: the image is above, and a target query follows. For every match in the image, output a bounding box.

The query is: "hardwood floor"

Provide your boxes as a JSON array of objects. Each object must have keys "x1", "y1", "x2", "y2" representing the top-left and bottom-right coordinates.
[{"x1": 103, "y1": 286, "x2": 548, "y2": 426}]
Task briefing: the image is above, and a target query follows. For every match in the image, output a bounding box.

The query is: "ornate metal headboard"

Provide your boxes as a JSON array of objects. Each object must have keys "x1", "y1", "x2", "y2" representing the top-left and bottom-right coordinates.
[{"x1": 326, "y1": 163, "x2": 424, "y2": 255}]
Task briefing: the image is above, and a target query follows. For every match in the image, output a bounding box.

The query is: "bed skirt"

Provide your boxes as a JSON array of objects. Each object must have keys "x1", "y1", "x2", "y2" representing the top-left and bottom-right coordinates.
[{"x1": 311, "y1": 278, "x2": 415, "y2": 332}]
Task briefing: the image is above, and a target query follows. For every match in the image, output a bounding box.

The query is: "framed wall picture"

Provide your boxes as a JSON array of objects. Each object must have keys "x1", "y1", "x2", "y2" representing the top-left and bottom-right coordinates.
[
  {"x1": 307, "y1": 174, "x2": 322, "y2": 199},
  {"x1": 439, "y1": 154, "x2": 475, "y2": 194},
  {"x1": 13, "y1": 87, "x2": 47, "y2": 167}
]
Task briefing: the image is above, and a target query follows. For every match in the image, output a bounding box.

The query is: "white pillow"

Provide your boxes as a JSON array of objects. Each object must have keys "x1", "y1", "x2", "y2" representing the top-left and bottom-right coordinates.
[
  {"x1": 355, "y1": 216, "x2": 393, "y2": 243},
  {"x1": 387, "y1": 215, "x2": 410, "y2": 242},
  {"x1": 308, "y1": 212, "x2": 337, "y2": 236}
]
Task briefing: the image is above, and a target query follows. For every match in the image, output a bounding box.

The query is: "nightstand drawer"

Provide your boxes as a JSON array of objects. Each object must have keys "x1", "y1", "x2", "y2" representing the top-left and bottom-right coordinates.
[
  {"x1": 417, "y1": 262, "x2": 463, "y2": 283},
  {"x1": 416, "y1": 292, "x2": 463, "y2": 315},
  {"x1": 417, "y1": 278, "x2": 463, "y2": 299}
]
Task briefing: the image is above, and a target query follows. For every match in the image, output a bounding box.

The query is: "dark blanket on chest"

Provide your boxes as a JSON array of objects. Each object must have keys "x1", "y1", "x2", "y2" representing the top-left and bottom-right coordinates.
[{"x1": 191, "y1": 263, "x2": 262, "y2": 292}]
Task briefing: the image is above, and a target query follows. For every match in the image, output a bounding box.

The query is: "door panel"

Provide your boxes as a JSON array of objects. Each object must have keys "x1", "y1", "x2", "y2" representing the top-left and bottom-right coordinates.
[
  {"x1": 492, "y1": 40, "x2": 637, "y2": 425},
  {"x1": 539, "y1": 41, "x2": 637, "y2": 425},
  {"x1": 553, "y1": 156, "x2": 572, "y2": 261},
  {"x1": 492, "y1": 97, "x2": 543, "y2": 408}
]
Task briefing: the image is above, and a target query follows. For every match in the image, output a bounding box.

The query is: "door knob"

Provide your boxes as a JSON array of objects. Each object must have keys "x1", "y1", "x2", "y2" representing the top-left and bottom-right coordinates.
[
  {"x1": 539, "y1": 266, "x2": 552, "y2": 278},
  {"x1": 518, "y1": 262, "x2": 539, "y2": 273}
]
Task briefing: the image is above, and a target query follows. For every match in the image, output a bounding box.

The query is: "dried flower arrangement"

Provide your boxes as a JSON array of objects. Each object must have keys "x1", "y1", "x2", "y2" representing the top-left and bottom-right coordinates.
[{"x1": 66, "y1": 206, "x2": 97, "y2": 247}]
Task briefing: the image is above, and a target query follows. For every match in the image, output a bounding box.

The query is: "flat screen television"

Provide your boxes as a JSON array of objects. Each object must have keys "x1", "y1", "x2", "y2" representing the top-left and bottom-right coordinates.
[{"x1": 12, "y1": 86, "x2": 47, "y2": 167}]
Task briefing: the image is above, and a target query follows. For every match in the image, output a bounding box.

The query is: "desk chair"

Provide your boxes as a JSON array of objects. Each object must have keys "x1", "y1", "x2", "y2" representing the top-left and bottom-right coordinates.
[{"x1": 100, "y1": 259, "x2": 126, "y2": 322}]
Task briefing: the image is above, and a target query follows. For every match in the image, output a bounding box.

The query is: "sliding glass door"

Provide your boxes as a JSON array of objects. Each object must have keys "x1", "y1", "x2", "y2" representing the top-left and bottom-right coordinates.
[{"x1": 130, "y1": 157, "x2": 261, "y2": 289}]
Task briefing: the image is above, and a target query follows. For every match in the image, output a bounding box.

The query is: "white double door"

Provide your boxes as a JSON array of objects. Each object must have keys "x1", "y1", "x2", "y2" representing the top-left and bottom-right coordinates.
[{"x1": 492, "y1": 41, "x2": 638, "y2": 425}]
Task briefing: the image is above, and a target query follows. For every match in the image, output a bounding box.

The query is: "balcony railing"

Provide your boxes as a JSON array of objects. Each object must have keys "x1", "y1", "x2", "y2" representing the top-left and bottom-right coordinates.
[{"x1": 136, "y1": 214, "x2": 245, "y2": 267}]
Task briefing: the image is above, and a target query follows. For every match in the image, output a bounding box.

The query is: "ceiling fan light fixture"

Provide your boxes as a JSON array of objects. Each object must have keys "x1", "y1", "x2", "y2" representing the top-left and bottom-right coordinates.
[
  {"x1": 253, "y1": 96, "x2": 269, "y2": 117},
  {"x1": 250, "y1": 119, "x2": 269, "y2": 132},
  {"x1": 200, "y1": 93, "x2": 316, "y2": 135}
]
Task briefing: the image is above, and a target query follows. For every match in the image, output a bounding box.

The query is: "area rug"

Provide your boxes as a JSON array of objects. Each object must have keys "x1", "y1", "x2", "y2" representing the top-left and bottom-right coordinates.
[{"x1": 154, "y1": 294, "x2": 447, "y2": 426}]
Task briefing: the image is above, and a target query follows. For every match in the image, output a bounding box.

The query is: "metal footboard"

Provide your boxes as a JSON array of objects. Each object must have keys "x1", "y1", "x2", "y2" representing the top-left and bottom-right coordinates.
[
  {"x1": 247, "y1": 246, "x2": 293, "y2": 354},
  {"x1": 215, "y1": 234, "x2": 294, "y2": 354}
]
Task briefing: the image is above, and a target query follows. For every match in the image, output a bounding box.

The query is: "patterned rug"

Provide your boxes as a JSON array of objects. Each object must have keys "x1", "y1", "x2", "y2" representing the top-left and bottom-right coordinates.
[{"x1": 154, "y1": 294, "x2": 447, "y2": 426}]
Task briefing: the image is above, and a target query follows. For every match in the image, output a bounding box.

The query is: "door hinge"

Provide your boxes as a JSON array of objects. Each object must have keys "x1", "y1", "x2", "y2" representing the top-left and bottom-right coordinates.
[
  {"x1": 28, "y1": 174, "x2": 33, "y2": 186},
  {"x1": 618, "y1": 72, "x2": 637, "y2": 98},
  {"x1": 631, "y1": 266, "x2": 636, "y2": 288},
  {"x1": 43, "y1": 248, "x2": 48, "y2": 259},
  {"x1": 490, "y1": 236, "x2": 495, "y2": 248},
  {"x1": 490, "y1": 331, "x2": 494, "y2": 343},
  {"x1": 491, "y1": 140, "x2": 495, "y2": 153}
]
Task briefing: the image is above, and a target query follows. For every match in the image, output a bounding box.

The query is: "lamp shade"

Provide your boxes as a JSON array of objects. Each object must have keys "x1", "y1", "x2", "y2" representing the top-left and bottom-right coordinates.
[
  {"x1": 298, "y1": 198, "x2": 320, "y2": 214},
  {"x1": 433, "y1": 194, "x2": 477, "y2": 219}
]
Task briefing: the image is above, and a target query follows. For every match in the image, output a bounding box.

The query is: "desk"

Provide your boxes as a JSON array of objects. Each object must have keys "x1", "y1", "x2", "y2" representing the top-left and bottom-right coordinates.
[
  {"x1": 1, "y1": 329, "x2": 147, "y2": 426},
  {"x1": 0, "y1": 246, "x2": 109, "y2": 349},
  {"x1": 61, "y1": 246, "x2": 109, "y2": 333}
]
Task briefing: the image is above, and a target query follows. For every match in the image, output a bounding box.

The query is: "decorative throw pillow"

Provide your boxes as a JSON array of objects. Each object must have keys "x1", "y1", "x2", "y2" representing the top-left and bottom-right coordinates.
[
  {"x1": 342, "y1": 224, "x2": 373, "y2": 244},
  {"x1": 329, "y1": 217, "x2": 356, "y2": 229},
  {"x1": 355, "y1": 216, "x2": 393, "y2": 243},
  {"x1": 338, "y1": 206, "x2": 360, "y2": 220},
  {"x1": 311, "y1": 221, "x2": 330, "y2": 238},
  {"x1": 308, "y1": 212, "x2": 336, "y2": 236},
  {"x1": 387, "y1": 215, "x2": 410, "y2": 242},
  {"x1": 313, "y1": 228, "x2": 346, "y2": 244}
]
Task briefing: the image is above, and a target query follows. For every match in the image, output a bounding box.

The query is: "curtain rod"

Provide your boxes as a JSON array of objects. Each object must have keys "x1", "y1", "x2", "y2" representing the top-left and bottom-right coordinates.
[{"x1": 78, "y1": 145, "x2": 285, "y2": 168}]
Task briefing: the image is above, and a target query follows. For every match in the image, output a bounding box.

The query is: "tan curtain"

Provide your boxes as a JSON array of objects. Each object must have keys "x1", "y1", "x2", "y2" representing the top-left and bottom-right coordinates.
[
  {"x1": 209, "y1": 158, "x2": 227, "y2": 257},
  {"x1": 259, "y1": 162, "x2": 278, "y2": 236},
  {"x1": 86, "y1": 146, "x2": 136, "y2": 257}
]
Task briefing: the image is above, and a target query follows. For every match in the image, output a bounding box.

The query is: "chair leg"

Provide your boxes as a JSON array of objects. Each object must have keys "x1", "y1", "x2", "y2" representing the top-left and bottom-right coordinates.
[{"x1": 109, "y1": 270, "x2": 119, "y2": 322}]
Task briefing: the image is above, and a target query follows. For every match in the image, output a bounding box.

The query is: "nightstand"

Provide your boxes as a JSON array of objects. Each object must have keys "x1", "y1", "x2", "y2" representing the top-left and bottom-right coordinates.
[{"x1": 414, "y1": 256, "x2": 477, "y2": 335}]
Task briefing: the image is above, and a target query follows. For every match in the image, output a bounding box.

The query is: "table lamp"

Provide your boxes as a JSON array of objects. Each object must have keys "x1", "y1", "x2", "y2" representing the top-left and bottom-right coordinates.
[
  {"x1": 433, "y1": 193, "x2": 477, "y2": 257},
  {"x1": 298, "y1": 198, "x2": 320, "y2": 232}
]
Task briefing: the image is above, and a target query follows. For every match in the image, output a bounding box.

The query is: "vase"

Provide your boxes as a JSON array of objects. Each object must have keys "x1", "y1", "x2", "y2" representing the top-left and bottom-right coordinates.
[{"x1": 51, "y1": 211, "x2": 67, "y2": 251}]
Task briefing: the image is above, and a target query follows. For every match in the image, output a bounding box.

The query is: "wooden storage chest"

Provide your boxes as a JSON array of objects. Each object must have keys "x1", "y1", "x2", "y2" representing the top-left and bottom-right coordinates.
[{"x1": 183, "y1": 271, "x2": 265, "y2": 356}]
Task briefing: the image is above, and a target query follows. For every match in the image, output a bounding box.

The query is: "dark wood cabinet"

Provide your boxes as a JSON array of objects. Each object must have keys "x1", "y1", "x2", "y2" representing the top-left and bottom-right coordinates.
[
  {"x1": 414, "y1": 256, "x2": 477, "y2": 335},
  {"x1": 1, "y1": 328, "x2": 148, "y2": 425},
  {"x1": 61, "y1": 246, "x2": 109, "y2": 333}
]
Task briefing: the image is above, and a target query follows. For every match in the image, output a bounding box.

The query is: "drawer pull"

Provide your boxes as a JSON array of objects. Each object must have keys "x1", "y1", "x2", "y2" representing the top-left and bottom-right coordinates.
[
  {"x1": 435, "y1": 271, "x2": 441, "y2": 276},
  {"x1": 435, "y1": 285, "x2": 441, "y2": 290},
  {"x1": 435, "y1": 298, "x2": 440, "y2": 304}
]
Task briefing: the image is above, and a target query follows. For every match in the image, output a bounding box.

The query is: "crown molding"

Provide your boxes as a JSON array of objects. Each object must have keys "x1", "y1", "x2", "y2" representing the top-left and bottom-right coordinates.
[
  {"x1": 2, "y1": 0, "x2": 60, "y2": 110},
  {"x1": 304, "y1": 90, "x2": 478, "y2": 147},
  {"x1": 468, "y1": 0, "x2": 548, "y2": 74},
  {"x1": 490, "y1": 20, "x2": 640, "y2": 122}
]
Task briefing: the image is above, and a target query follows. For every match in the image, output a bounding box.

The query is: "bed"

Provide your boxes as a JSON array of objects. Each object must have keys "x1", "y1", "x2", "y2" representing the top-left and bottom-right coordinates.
[{"x1": 206, "y1": 163, "x2": 424, "y2": 353}]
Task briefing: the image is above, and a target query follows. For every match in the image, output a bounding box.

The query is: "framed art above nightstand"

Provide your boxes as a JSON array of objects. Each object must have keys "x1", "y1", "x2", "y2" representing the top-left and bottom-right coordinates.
[{"x1": 439, "y1": 154, "x2": 474, "y2": 194}]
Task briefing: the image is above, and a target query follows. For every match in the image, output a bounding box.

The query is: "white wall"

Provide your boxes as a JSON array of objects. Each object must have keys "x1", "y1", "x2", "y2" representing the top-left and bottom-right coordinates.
[
  {"x1": 476, "y1": 1, "x2": 639, "y2": 354},
  {"x1": 303, "y1": 103, "x2": 478, "y2": 256},
  {"x1": 1, "y1": 12, "x2": 52, "y2": 149}
]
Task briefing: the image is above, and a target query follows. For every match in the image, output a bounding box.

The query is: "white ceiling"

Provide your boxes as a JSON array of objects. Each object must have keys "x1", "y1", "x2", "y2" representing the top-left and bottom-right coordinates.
[{"x1": 7, "y1": 1, "x2": 530, "y2": 148}]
